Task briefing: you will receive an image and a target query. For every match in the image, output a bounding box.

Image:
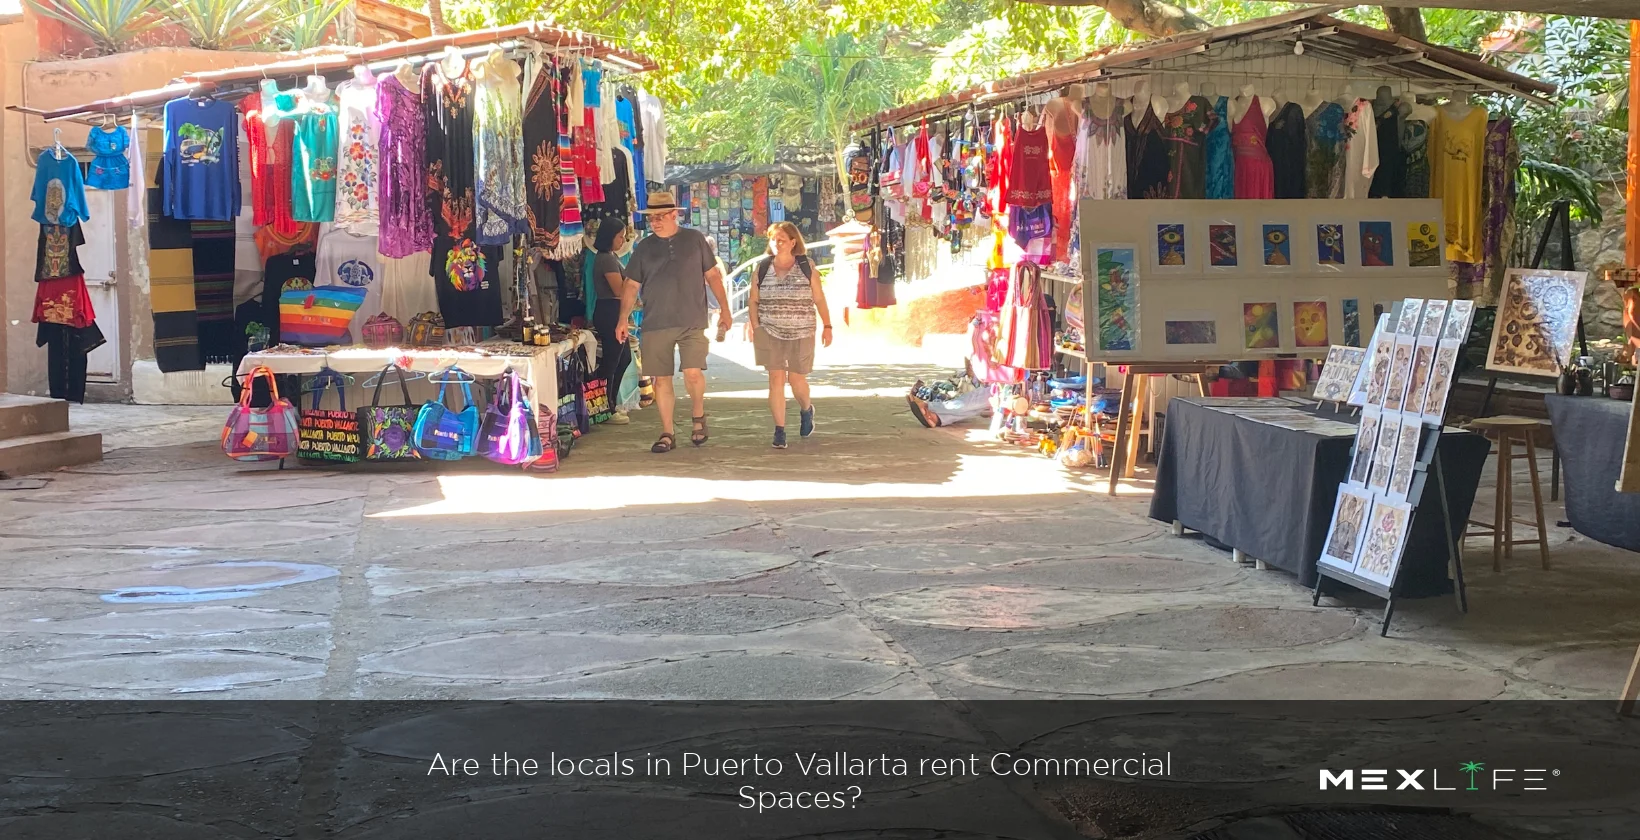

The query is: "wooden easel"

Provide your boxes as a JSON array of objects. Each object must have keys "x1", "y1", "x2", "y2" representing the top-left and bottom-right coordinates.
[
  {"x1": 1105, "y1": 362, "x2": 1220, "y2": 495},
  {"x1": 1477, "y1": 199, "x2": 1590, "y2": 418}
]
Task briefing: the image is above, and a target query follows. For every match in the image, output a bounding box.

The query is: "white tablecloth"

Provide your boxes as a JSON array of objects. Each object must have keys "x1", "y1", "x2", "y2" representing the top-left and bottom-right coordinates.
[{"x1": 238, "y1": 334, "x2": 597, "y2": 409}]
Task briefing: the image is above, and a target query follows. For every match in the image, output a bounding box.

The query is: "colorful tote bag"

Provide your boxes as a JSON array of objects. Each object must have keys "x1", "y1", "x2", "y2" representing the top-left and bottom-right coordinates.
[
  {"x1": 297, "y1": 367, "x2": 362, "y2": 464},
  {"x1": 221, "y1": 365, "x2": 299, "y2": 462},
  {"x1": 279, "y1": 285, "x2": 367, "y2": 346},
  {"x1": 998, "y1": 261, "x2": 1053, "y2": 371},
  {"x1": 358, "y1": 364, "x2": 421, "y2": 461},
  {"x1": 480, "y1": 369, "x2": 540, "y2": 466},
  {"x1": 413, "y1": 368, "x2": 480, "y2": 460}
]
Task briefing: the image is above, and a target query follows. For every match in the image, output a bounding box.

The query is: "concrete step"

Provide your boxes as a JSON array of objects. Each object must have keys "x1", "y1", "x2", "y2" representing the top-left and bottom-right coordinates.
[
  {"x1": 0, "y1": 430, "x2": 103, "y2": 477},
  {"x1": 0, "y1": 394, "x2": 69, "y2": 442}
]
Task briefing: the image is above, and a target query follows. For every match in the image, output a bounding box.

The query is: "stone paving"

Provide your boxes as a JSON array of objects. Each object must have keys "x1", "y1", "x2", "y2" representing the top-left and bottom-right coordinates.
[{"x1": 1, "y1": 344, "x2": 1634, "y2": 703}]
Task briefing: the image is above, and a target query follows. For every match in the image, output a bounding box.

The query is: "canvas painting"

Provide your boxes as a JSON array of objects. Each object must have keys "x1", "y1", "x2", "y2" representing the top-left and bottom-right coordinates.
[
  {"x1": 1157, "y1": 224, "x2": 1187, "y2": 266},
  {"x1": 1395, "y1": 298, "x2": 1425, "y2": 336},
  {"x1": 1403, "y1": 343, "x2": 1437, "y2": 419},
  {"x1": 1418, "y1": 299, "x2": 1449, "y2": 339},
  {"x1": 1208, "y1": 224, "x2": 1238, "y2": 267},
  {"x1": 1342, "y1": 299, "x2": 1361, "y2": 346},
  {"x1": 1422, "y1": 342, "x2": 1462, "y2": 423},
  {"x1": 1354, "y1": 497, "x2": 1414, "y2": 586},
  {"x1": 1407, "y1": 221, "x2": 1441, "y2": 267},
  {"x1": 1316, "y1": 223, "x2": 1345, "y2": 266},
  {"x1": 1387, "y1": 415, "x2": 1425, "y2": 501},
  {"x1": 1243, "y1": 302, "x2": 1281, "y2": 350},
  {"x1": 1486, "y1": 268, "x2": 1589, "y2": 376},
  {"x1": 1444, "y1": 300, "x2": 1476, "y2": 342},
  {"x1": 1293, "y1": 300, "x2": 1329, "y2": 348},
  {"x1": 1263, "y1": 224, "x2": 1291, "y2": 266},
  {"x1": 1355, "y1": 315, "x2": 1396, "y2": 407},
  {"x1": 1164, "y1": 318, "x2": 1218, "y2": 345},
  {"x1": 1320, "y1": 485, "x2": 1375, "y2": 573},
  {"x1": 1382, "y1": 338, "x2": 1418, "y2": 412},
  {"x1": 1360, "y1": 221, "x2": 1394, "y2": 266},
  {"x1": 1095, "y1": 246, "x2": 1140, "y2": 352},
  {"x1": 1349, "y1": 410, "x2": 1381, "y2": 486},
  {"x1": 1366, "y1": 413, "x2": 1402, "y2": 493}
]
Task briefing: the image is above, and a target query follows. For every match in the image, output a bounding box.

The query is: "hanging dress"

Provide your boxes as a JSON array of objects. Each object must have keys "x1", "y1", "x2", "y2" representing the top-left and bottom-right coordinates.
[
  {"x1": 1047, "y1": 115, "x2": 1078, "y2": 261},
  {"x1": 1305, "y1": 101, "x2": 1347, "y2": 199},
  {"x1": 1431, "y1": 105, "x2": 1489, "y2": 264},
  {"x1": 376, "y1": 73, "x2": 431, "y2": 258},
  {"x1": 1162, "y1": 95, "x2": 1211, "y2": 199},
  {"x1": 1005, "y1": 122, "x2": 1052, "y2": 209},
  {"x1": 1205, "y1": 96, "x2": 1234, "y2": 199},
  {"x1": 1342, "y1": 99, "x2": 1379, "y2": 199},
  {"x1": 267, "y1": 92, "x2": 302, "y2": 236},
  {"x1": 85, "y1": 124, "x2": 130, "y2": 191},
  {"x1": 243, "y1": 91, "x2": 275, "y2": 225},
  {"x1": 473, "y1": 51, "x2": 530, "y2": 245},
  {"x1": 1081, "y1": 107, "x2": 1126, "y2": 200},
  {"x1": 523, "y1": 54, "x2": 563, "y2": 253},
  {"x1": 334, "y1": 76, "x2": 379, "y2": 235},
  {"x1": 290, "y1": 94, "x2": 337, "y2": 223},
  {"x1": 1125, "y1": 106, "x2": 1169, "y2": 200},
  {"x1": 1401, "y1": 115, "x2": 1431, "y2": 199},
  {"x1": 423, "y1": 60, "x2": 501, "y2": 328},
  {"x1": 1369, "y1": 101, "x2": 1406, "y2": 198},
  {"x1": 1265, "y1": 101, "x2": 1308, "y2": 199},
  {"x1": 1231, "y1": 97, "x2": 1275, "y2": 200}
]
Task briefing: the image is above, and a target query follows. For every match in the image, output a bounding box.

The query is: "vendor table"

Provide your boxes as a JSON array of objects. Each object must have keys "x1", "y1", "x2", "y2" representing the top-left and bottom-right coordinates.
[
  {"x1": 238, "y1": 335, "x2": 597, "y2": 408},
  {"x1": 1544, "y1": 394, "x2": 1640, "y2": 552},
  {"x1": 1149, "y1": 397, "x2": 1490, "y2": 596}
]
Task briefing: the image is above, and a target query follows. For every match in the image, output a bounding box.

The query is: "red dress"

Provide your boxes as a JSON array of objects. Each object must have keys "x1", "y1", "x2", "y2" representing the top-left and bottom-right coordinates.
[
  {"x1": 1232, "y1": 97, "x2": 1276, "y2": 199},
  {"x1": 1006, "y1": 124, "x2": 1052, "y2": 209},
  {"x1": 242, "y1": 93, "x2": 275, "y2": 227},
  {"x1": 1048, "y1": 129, "x2": 1077, "y2": 262}
]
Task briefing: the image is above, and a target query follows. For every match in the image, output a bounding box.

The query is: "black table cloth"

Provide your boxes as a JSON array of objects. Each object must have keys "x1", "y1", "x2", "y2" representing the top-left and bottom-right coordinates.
[
  {"x1": 1544, "y1": 394, "x2": 1640, "y2": 552},
  {"x1": 1149, "y1": 398, "x2": 1490, "y2": 596}
]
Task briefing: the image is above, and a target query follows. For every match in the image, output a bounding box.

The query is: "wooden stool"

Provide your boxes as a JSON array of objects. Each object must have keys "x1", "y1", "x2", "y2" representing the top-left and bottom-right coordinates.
[{"x1": 1464, "y1": 416, "x2": 1551, "y2": 571}]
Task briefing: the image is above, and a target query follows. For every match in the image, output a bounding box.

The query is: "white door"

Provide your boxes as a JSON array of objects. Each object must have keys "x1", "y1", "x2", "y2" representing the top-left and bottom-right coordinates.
[{"x1": 81, "y1": 190, "x2": 120, "y2": 383}]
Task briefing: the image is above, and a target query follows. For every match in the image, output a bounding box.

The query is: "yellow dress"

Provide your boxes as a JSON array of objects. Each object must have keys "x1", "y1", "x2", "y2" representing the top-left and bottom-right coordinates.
[{"x1": 1431, "y1": 105, "x2": 1488, "y2": 263}]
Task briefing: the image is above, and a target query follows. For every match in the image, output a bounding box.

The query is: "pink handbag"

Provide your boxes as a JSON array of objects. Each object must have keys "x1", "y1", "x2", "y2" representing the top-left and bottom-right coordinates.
[
  {"x1": 221, "y1": 366, "x2": 299, "y2": 462},
  {"x1": 998, "y1": 262, "x2": 1052, "y2": 371}
]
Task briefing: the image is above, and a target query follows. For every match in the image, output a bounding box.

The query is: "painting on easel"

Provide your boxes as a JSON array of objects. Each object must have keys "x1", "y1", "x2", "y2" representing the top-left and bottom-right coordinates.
[{"x1": 1485, "y1": 268, "x2": 1588, "y2": 377}]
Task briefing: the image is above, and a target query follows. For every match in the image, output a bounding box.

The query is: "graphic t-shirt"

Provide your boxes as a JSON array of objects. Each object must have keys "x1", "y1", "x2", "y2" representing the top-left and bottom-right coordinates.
[
  {"x1": 36, "y1": 223, "x2": 86, "y2": 282},
  {"x1": 162, "y1": 96, "x2": 240, "y2": 220},
  {"x1": 32, "y1": 150, "x2": 90, "y2": 226},
  {"x1": 262, "y1": 252, "x2": 317, "y2": 345},
  {"x1": 316, "y1": 227, "x2": 384, "y2": 326}
]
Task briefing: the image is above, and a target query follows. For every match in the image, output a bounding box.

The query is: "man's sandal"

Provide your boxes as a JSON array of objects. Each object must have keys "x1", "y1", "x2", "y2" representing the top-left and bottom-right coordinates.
[
  {"x1": 691, "y1": 416, "x2": 708, "y2": 446},
  {"x1": 651, "y1": 433, "x2": 675, "y2": 453}
]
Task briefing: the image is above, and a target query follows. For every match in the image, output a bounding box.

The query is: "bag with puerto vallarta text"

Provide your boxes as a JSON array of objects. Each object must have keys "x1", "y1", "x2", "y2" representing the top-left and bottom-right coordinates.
[
  {"x1": 412, "y1": 367, "x2": 480, "y2": 461},
  {"x1": 297, "y1": 367, "x2": 362, "y2": 464}
]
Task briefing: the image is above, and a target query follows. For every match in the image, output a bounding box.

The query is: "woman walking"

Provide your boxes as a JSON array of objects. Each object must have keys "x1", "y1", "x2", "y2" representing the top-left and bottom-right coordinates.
[
  {"x1": 748, "y1": 222, "x2": 832, "y2": 448},
  {"x1": 590, "y1": 220, "x2": 634, "y2": 424}
]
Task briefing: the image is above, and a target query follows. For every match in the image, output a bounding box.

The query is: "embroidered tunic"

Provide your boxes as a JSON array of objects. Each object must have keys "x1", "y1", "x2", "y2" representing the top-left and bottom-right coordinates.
[{"x1": 375, "y1": 74, "x2": 431, "y2": 257}]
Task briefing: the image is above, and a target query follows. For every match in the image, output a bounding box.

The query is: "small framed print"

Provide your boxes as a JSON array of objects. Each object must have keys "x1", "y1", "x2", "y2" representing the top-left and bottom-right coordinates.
[
  {"x1": 1348, "y1": 408, "x2": 1381, "y2": 487},
  {"x1": 1366, "y1": 411, "x2": 1402, "y2": 494},
  {"x1": 1342, "y1": 299, "x2": 1362, "y2": 346},
  {"x1": 1352, "y1": 314, "x2": 1394, "y2": 407},
  {"x1": 1354, "y1": 496, "x2": 1414, "y2": 587},
  {"x1": 1408, "y1": 220, "x2": 1442, "y2": 267},
  {"x1": 1164, "y1": 313, "x2": 1219, "y2": 347},
  {"x1": 1418, "y1": 299, "x2": 1449, "y2": 340},
  {"x1": 1293, "y1": 299, "x2": 1330, "y2": 348},
  {"x1": 1394, "y1": 299, "x2": 1425, "y2": 337},
  {"x1": 1316, "y1": 223, "x2": 1346, "y2": 268},
  {"x1": 1262, "y1": 224, "x2": 1292, "y2": 267},
  {"x1": 1381, "y1": 337, "x2": 1419, "y2": 413},
  {"x1": 1207, "y1": 222, "x2": 1239, "y2": 269},
  {"x1": 1320, "y1": 484, "x2": 1376, "y2": 574},
  {"x1": 1360, "y1": 220, "x2": 1394, "y2": 267},
  {"x1": 1386, "y1": 413, "x2": 1426, "y2": 502},
  {"x1": 1155, "y1": 222, "x2": 1189, "y2": 271},
  {"x1": 1243, "y1": 301, "x2": 1281, "y2": 351}
]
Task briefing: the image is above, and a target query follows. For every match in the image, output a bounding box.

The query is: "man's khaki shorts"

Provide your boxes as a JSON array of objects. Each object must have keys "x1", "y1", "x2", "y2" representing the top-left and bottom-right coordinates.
[{"x1": 639, "y1": 326, "x2": 709, "y2": 377}]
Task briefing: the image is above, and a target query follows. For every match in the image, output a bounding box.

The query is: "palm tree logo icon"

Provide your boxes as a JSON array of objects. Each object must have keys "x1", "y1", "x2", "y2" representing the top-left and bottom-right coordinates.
[{"x1": 1460, "y1": 761, "x2": 1485, "y2": 791}]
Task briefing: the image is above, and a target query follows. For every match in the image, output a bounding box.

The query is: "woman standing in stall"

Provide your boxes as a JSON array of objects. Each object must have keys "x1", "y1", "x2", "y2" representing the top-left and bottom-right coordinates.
[
  {"x1": 591, "y1": 220, "x2": 634, "y2": 425},
  {"x1": 748, "y1": 221, "x2": 833, "y2": 449}
]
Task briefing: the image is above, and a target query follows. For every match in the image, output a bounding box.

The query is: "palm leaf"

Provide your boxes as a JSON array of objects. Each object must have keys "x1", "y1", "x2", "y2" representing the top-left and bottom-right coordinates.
[
  {"x1": 26, "y1": 0, "x2": 164, "y2": 54},
  {"x1": 1519, "y1": 158, "x2": 1604, "y2": 226},
  {"x1": 275, "y1": 0, "x2": 352, "y2": 50},
  {"x1": 162, "y1": 0, "x2": 292, "y2": 49}
]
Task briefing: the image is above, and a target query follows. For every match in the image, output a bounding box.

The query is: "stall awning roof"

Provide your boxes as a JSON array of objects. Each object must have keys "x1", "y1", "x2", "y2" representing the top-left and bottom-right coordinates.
[
  {"x1": 1368, "y1": 0, "x2": 1633, "y2": 17},
  {"x1": 666, "y1": 147, "x2": 836, "y2": 184},
  {"x1": 10, "y1": 22, "x2": 656, "y2": 123},
  {"x1": 853, "y1": 6, "x2": 1557, "y2": 131}
]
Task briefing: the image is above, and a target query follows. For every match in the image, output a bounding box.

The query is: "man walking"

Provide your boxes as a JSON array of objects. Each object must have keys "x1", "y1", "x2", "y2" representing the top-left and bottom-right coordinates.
[{"x1": 615, "y1": 191, "x2": 732, "y2": 453}]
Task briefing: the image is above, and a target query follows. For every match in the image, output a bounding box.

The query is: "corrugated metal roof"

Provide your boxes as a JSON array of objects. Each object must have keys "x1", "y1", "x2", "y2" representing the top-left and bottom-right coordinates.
[{"x1": 854, "y1": 8, "x2": 1557, "y2": 131}]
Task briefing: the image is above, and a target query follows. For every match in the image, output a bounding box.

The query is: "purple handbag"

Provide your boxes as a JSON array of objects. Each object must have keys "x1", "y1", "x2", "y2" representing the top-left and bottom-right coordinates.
[
  {"x1": 221, "y1": 366, "x2": 299, "y2": 462},
  {"x1": 479, "y1": 369, "x2": 540, "y2": 466}
]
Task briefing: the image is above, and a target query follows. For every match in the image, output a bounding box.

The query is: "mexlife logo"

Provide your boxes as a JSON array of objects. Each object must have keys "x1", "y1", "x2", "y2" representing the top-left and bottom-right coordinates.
[{"x1": 1318, "y1": 762, "x2": 1558, "y2": 792}]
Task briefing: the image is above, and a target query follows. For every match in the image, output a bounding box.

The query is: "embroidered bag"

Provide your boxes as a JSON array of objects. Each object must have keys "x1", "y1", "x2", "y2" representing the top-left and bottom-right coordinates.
[
  {"x1": 480, "y1": 368, "x2": 539, "y2": 466},
  {"x1": 279, "y1": 285, "x2": 367, "y2": 346},
  {"x1": 297, "y1": 367, "x2": 362, "y2": 464},
  {"x1": 413, "y1": 368, "x2": 480, "y2": 460},
  {"x1": 407, "y1": 311, "x2": 446, "y2": 347},
  {"x1": 221, "y1": 366, "x2": 299, "y2": 462},
  {"x1": 361, "y1": 312, "x2": 404, "y2": 349},
  {"x1": 358, "y1": 364, "x2": 421, "y2": 461}
]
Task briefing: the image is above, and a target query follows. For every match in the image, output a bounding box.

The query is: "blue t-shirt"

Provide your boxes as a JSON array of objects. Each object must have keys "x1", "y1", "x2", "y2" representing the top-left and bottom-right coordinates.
[
  {"x1": 31, "y1": 150, "x2": 90, "y2": 226},
  {"x1": 162, "y1": 96, "x2": 240, "y2": 220}
]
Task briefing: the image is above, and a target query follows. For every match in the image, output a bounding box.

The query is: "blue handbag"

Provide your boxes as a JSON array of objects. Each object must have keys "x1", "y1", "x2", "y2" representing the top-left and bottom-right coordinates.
[{"x1": 413, "y1": 368, "x2": 480, "y2": 460}]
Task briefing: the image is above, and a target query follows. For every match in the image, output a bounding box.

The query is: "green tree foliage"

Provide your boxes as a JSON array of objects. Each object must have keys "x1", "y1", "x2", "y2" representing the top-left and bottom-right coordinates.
[
  {"x1": 163, "y1": 0, "x2": 288, "y2": 48},
  {"x1": 274, "y1": 0, "x2": 353, "y2": 50},
  {"x1": 25, "y1": 0, "x2": 164, "y2": 55}
]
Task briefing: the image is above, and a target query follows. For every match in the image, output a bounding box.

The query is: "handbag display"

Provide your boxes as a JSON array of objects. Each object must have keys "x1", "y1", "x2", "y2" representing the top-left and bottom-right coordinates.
[
  {"x1": 407, "y1": 311, "x2": 447, "y2": 347},
  {"x1": 221, "y1": 365, "x2": 299, "y2": 462},
  {"x1": 279, "y1": 285, "x2": 367, "y2": 346},
  {"x1": 582, "y1": 375, "x2": 611, "y2": 425},
  {"x1": 358, "y1": 364, "x2": 422, "y2": 461},
  {"x1": 361, "y1": 312, "x2": 404, "y2": 349},
  {"x1": 480, "y1": 369, "x2": 540, "y2": 466},
  {"x1": 413, "y1": 368, "x2": 480, "y2": 461},
  {"x1": 297, "y1": 367, "x2": 362, "y2": 464}
]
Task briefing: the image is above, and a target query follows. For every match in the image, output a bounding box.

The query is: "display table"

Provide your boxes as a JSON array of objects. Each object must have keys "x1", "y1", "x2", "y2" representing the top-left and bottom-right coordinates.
[
  {"x1": 1544, "y1": 395, "x2": 1640, "y2": 551},
  {"x1": 1149, "y1": 398, "x2": 1490, "y2": 595},
  {"x1": 238, "y1": 335, "x2": 597, "y2": 407}
]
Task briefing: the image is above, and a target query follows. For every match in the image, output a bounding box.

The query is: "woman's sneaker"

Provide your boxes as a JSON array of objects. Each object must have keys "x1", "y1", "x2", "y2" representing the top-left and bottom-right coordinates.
[
  {"x1": 799, "y1": 406, "x2": 815, "y2": 437},
  {"x1": 607, "y1": 410, "x2": 631, "y2": 425},
  {"x1": 773, "y1": 427, "x2": 788, "y2": 449}
]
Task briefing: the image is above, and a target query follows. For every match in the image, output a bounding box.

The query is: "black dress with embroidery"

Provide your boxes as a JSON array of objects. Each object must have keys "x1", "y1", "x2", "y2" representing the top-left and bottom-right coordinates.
[
  {"x1": 1125, "y1": 107, "x2": 1170, "y2": 200},
  {"x1": 1265, "y1": 101, "x2": 1309, "y2": 199}
]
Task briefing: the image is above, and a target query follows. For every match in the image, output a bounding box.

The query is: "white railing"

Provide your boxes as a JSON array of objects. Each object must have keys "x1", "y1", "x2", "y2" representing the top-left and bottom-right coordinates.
[{"x1": 725, "y1": 240, "x2": 839, "y2": 321}]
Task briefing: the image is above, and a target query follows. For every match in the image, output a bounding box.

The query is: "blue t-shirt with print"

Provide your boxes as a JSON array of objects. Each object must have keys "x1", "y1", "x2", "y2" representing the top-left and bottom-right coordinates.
[{"x1": 162, "y1": 96, "x2": 240, "y2": 221}]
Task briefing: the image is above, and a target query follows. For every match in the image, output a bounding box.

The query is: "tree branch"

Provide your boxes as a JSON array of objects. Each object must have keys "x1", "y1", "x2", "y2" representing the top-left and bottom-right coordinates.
[
  {"x1": 1382, "y1": 6, "x2": 1427, "y2": 41},
  {"x1": 1017, "y1": 0, "x2": 1209, "y2": 38}
]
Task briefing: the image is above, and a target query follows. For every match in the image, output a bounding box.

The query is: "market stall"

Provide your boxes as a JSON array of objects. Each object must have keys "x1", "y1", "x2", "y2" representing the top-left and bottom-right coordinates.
[{"x1": 19, "y1": 23, "x2": 664, "y2": 470}]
